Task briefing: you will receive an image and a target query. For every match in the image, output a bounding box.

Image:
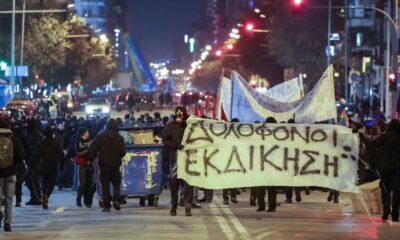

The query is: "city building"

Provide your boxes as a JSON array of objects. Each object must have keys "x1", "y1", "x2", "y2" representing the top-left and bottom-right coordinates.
[{"x1": 71, "y1": 0, "x2": 107, "y2": 33}]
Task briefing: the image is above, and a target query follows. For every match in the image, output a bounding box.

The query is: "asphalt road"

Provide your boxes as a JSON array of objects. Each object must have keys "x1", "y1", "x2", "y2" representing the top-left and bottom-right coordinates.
[{"x1": 5, "y1": 188, "x2": 400, "y2": 239}]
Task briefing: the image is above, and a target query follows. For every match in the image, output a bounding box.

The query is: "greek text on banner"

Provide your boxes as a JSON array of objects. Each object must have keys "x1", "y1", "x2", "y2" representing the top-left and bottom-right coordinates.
[{"x1": 177, "y1": 117, "x2": 360, "y2": 193}]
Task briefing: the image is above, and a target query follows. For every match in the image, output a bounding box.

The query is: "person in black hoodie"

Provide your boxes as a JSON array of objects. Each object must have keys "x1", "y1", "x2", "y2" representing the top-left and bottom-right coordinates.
[
  {"x1": 32, "y1": 126, "x2": 65, "y2": 209},
  {"x1": 11, "y1": 121, "x2": 29, "y2": 208},
  {"x1": 0, "y1": 118, "x2": 25, "y2": 232},
  {"x1": 25, "y1": 118, "x2": 43, "y2": 205},
  {"x1": 360, "y1": 119, "x2": 400, "y2": 222},
  {"x1": 89, "y1": 119, "x2": 126, "y2": 212},
  {"x1": 162, "y1": 106, "x2": 193, "y2": 216}
]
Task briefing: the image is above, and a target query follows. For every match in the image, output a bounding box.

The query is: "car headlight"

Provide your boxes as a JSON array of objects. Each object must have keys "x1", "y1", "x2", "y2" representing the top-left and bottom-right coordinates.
[
  {"x1": 85, "y1": 106, "x2": 94, "y2": 114},
  {"x1": 67, "y1": 102, "x2": 73, "y2": 108},
  {"x1": 102, "y1": 106, "x2": 110, "y2": 113}
]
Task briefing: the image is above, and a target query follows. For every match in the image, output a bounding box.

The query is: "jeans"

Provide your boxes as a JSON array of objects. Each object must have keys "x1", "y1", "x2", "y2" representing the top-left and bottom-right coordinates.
[
  {"x1": 0, "y1": 175, "x2": 16, "y2": 223},
  {"x1": 77, "y1": 164, "x2": 95, "y2": 205},
  {"x1": 99, "y1": 165, "x2": 121, "y2": 209},
  {"x1": 257, "y1": 187, "x2": 277, "y2": 210}
]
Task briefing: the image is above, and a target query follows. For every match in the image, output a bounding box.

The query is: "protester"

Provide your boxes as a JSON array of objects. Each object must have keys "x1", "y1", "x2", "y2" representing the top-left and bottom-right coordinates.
[
  {"x1": 359, "y1": 119, "x2": 400, "y2": 222},
  {"x1": 89, "y1": 119, "x2": 126, "y2": 212},
  {"x1": 75, "y1": 127, "x2": 94, "y2": 208},
  {"x1": 256, "y1": 117, "x2": 278, "y2": 212},
  {"x1": 162, "y1": 106, "x2": 194, "y2": 216},
  {"x1": 32, "y1": 126, "x2": 65, "y2": 209},
  {"x1": 0, "y1": 117, "x2": 25, "y2": 232}
]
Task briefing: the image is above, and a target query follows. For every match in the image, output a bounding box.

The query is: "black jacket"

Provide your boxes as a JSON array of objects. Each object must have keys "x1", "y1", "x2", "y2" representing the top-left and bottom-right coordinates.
[
  {"x1": 32, "y1": 137, "x2": 65, "y2": 170},
  {"x1": 0, "y1": 128, "x2": 25, "y2": 178},
  {"x1": 89, "y1": 119, "x2": 126, "y2": 167},
  {"x1": 162, "y1": 121, "x2": 186, "y2": 151},
  {"x1": 361, "y1": 130, "x2": 400, "y2": 170}
]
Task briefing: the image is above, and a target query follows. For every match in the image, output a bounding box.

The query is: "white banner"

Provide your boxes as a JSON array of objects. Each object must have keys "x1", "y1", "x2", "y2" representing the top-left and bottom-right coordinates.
[
  {"x1": 265, "y1": 77, "x2": 303, "y2": 102},
  {"x1": 215, "y1": 77, "x2": 231, "y2": 121},
  {"x1": 177, "y1": 117, "x2": 359, "y2": 193},
  {"x1": 230, "y1": 66, "x2": 337, "y2": 123}
]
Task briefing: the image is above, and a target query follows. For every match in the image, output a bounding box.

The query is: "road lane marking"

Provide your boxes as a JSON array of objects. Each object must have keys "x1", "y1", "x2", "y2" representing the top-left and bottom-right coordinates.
[
  {"x1": 209, "y1": 202, "x2": 236, "y2": 239},
  {"x1": 214, "y1": 196, "x2": 252, "y2": 240}
]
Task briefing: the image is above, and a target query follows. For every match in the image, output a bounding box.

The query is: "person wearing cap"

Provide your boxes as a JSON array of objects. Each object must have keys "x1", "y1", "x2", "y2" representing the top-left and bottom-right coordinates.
[{"x1": 89, "y1": 119, "x2": 126, "y2": 212}]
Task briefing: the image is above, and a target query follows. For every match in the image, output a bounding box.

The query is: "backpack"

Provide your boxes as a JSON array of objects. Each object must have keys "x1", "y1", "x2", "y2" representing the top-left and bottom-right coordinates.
[{"x1": 0, "y1": 135, "x2": 14, "y2": 168}]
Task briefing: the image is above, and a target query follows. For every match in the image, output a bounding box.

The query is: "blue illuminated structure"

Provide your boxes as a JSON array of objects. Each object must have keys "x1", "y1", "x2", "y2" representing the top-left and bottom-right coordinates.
[{"x1": 124, "y1": 34, "x2": 157, "y2": 91}]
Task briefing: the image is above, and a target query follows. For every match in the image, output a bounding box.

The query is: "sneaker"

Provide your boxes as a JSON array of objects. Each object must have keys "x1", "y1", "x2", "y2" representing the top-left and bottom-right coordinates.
[
  {"x1": 295, "y1": 194, "x2": 302, "y2": 203},
  {"x1": 15, "y1": 202, "x2": 21, "y2": 207},
  {"x1": 231, "y1": 198, "x2": 238, "y2": 204},
  {"x1": 42, "y1": 198, "x2": 48, "y2": 210},
  {"x1": 192, "y1": 203, "x2": 201, "y2": 209},
  {"x1": 284, "y1": 199, "x2": 292, "y2": 204},
  {"x1": 256, "y1": 207, "x2": 265, "y2": 212},
  {"x1": 84, "y1": 203, "x2": 92, "y2": 208},
  {"x1": 327, "y1": 194, "x2": 333, "y2": 202},
  {"x1": 382, "y1": 212, "x2": 389, "y2": 221},
  {"x1": 266, "y1": 208, "x2": 276, "y2": 212},
  {"x1": 198, "y1": 198, "x2": 206, "y2": 203},
  {"x1": 26, "y1": 199, "x2": 41, "y2": 205},
  {"x1": 113, "y1": 202, "x2": 121, "y2": 211},
  {"x1": 392, "y1": 215, "x2": 399, "y2": 222},
  {"x1": 102, "y1": 208, "x2": 111, "y2": 212},
  {"x1": 178, "y1": 198, "x2": 185, "y2": 207},
  {"x1": 4, "y1": 223, "x2": 11, "y2": 232},
  {"x1": 76, "y1": 200, "x2": 82, "y2": 207},
  {"x1": 170, "y1": 208, "x2": 177, "y2": 216},
  {"x1": 223, "y1": 199, "x2": 229, "y2": 205},
  {"x1": 333, "y1": 197, "x2": 339, "y2": 203},
  {"x1": 185, "y1": 208, "x2": 192, "y2": 217}
]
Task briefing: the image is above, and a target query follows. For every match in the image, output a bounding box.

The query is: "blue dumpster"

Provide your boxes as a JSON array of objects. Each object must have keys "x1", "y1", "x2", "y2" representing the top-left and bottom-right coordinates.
[{"x1": 94, "y1": 125, "x2": 164, "y2": 207}]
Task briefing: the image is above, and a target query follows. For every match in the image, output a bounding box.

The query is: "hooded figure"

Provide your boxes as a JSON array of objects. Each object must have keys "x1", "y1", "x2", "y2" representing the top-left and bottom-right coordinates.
[
  {"x1": 162, "y1": 106, "x2": 193, "y2": 217},
  {"x1": 89, "y1": 119, "x2": 126, "y2": 212}
]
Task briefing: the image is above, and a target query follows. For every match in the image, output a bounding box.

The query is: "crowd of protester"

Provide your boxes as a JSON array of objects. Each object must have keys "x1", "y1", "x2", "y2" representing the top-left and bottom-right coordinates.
[{"x1": 0, "y1": 105, "x2": 399, "y2": 233}]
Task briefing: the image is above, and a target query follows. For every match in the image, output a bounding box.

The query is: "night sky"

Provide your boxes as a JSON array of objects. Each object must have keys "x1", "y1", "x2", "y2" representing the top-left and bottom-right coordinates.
[{"x1": 126, "y1": 0, "x2": 207, "y2": 63}]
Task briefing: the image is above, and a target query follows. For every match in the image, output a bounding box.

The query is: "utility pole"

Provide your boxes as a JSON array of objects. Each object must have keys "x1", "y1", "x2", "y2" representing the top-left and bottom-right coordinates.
[
  {"x1": 10, "y1": 0, "x2": 16, "y2": 99},
  {"x1": 385, "y1": 1, "x2": 391, "y2": 119},
  {"x1": 344, "y1": 0, "x2": 349, "y2": 104},
  {"x1": 20, "y1": 0, "x2": 26, "y2": 65},
  {"x1": 327, "y1": 0, "x2": 332, "y2": 68}
]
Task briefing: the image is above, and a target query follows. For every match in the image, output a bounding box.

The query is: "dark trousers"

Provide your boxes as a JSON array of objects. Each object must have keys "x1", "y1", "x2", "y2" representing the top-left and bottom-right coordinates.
[
  {"x1": 99, "y1": 165, "x2": 121, "y2": 209},
  {"x1": 170, "y1": 176, "x2": 193, "y2": 209},
  {"x1": 15, "y1": 164, "x2": 26, "y2": 203},
  {"x1": 257, "y1": 187, "x2": 277, "y2": 210},
  {"x1": 57, "y1": 159, "x2": 73, "y2": 188},
  {"x1": 250, "y1": 187, "x2": 257, "y2": 204},
  {"x1": 26, "y1": 164, "x2": 41, "y2": 202},
  {"x1": 204, "y1": 189, "x2": 213, "y2": 202},
  {"x1": 77, "y1": 164, "x2": 95, "y2": 205},
  {"x1": 380, "y1": 170, "x2": 400, "y2": 218},
  {"x1": 41, "y1": 168, "x2": 58, "y2": 198},
  {"x1": 285, "y1": 187, "x2": 301, "y2": 200},
  {"x1": 223, "y1": 189, "x2": 237, "y2": 201}
]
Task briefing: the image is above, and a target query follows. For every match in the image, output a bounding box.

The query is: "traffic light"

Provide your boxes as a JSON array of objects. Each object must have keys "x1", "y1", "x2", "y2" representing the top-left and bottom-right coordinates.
[
  {"x1": 389, "y1": 73, "x2": 397, "y2": 91},
  {"x1": 291, "y1": 0, "x2": 305, "y2": 14}
]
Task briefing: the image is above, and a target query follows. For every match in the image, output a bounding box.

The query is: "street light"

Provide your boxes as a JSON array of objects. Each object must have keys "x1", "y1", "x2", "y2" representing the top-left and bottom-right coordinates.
[
  {"x1": 99, "y1": 34, "x2": 109, "y2": 43},
  {"x1": 245, "y1": 23, "x2": 254, "y2": 31}
]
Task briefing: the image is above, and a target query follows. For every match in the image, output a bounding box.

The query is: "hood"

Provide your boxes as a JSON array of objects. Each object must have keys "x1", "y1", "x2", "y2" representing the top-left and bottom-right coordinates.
[
  {"x1": 0, "y1": 128, "x2": 13, "y2": 137},
  {"x1": 106, "y1": 119, "x2": 119, "y2": 132}
]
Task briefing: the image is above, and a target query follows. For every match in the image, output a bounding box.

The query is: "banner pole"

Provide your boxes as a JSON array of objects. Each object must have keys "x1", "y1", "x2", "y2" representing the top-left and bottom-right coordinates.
[{"x1": 230, "y1": 71, "x2": 234, "y2": 120}]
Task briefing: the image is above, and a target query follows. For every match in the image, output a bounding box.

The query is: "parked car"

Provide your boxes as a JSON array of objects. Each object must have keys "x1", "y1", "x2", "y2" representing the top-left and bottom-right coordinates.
[
  {"x1": 5, "y1": 99, "x2": 35, "y2": 116},
  {"x1": 85, "y1": 97, "x2": 111, "y2": 118}
]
